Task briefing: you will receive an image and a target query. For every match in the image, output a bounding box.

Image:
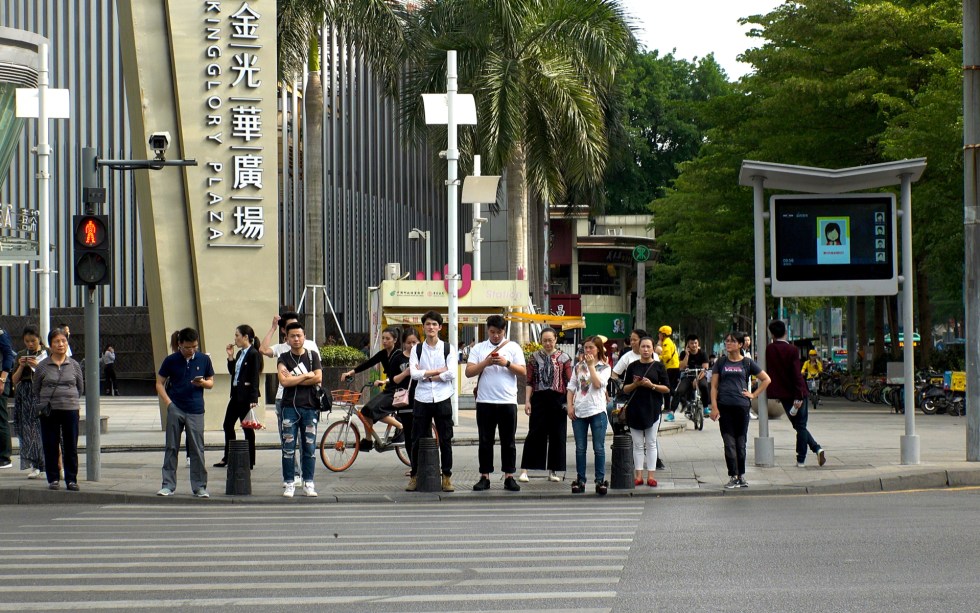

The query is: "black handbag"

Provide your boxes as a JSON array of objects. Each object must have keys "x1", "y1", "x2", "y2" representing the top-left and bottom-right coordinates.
[
  {"x1": 616, "y1": 362, "x2": 655, "y2": 425},
  {"x1": 316, "y1": 386, "x2": 333, "y2": 414},
  {"x1": 39, "y1": 365, "x2": 66, "y2": 418}
]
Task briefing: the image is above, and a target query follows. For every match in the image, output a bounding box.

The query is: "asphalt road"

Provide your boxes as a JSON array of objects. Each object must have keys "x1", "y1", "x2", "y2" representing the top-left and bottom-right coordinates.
[{"x1": 0, "y1": 489, "x2": 978, "y2": 612}]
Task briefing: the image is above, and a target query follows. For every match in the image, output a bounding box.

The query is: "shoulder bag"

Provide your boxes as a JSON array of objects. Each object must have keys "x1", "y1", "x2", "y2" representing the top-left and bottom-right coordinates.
[
  {"x1": 615, "y1": 361, "x2": 655, "y2": 426},
  {"x1": 39, "y1": 364, "x2": 66, "y2": 418}
]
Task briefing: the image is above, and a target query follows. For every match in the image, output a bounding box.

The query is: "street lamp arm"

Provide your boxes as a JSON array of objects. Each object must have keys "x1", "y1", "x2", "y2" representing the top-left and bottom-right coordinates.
[{"x1": 98, "y1": 159, "x2": 198, "y2": 171}]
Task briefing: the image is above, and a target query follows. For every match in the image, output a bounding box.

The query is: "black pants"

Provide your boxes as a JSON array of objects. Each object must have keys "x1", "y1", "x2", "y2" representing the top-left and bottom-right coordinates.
[
  {"x1": 520, "y1": 390, "x2": 566, "y2": 472},
  {"x1": 0, "y1": 392, "x2": 11, "y2": 464},
  {"x1": 104, "y1": 364, "x2": 119, "y2": 394},
  {"x1": 400, "y1": 408, "x2": 415, "y2": 463},
  {"x1": 717, "y1": 403, "x2": 750, "y2": 477},
  {"x1": 476, "y1": 402, "x2": 518, "y2": 474},
  {"x1": 41, "y1": 410, "x2": 79, "y2": 485},
  {"x1": 670, "y1": 376, "x2": 710, "y2": 412},
  {"x1": 779, "y1": 398, "x2": 821, "y2": 463},
  {"x1": 410, "y1": 398, "x2": 453, "y2": 476},
  {"x1": 221, "y1": 398, "x2": 255, "y2": 467},
  {"x1": 666, "y1": 368, "x2": 680, "y2": 410}
]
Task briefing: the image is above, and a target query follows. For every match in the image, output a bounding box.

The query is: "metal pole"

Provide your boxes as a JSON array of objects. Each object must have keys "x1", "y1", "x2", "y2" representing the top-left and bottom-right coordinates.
[
  {"x1": 472, "y1": 155, "x2": 482, "y2": 281},
  {"x1": 635, "y1": 261, "x2": 646, "y2": 331},
  {"x1": 965, "y1": 0, "x2": 980, "y2": 462},
  {"x1": 847, "y1": 297, "x2": 857, "y2": 371},
  {"x1": 81, "y1": 147, "x2": 101, "y2": 482},
  {"x1": 900, "y1": 174, "x2": 920, "y2": 464},
  {"x1": 447, "y1": 50, "x2": 460, "y2": 425},
  {"x1": 37, "y1": 43, "x2": 51, "y2": 341},
  {"x1": 752, "y1": 175, "x2": 774, "y2": 467},
  {"x1": 425, "y1": 231, "x2": 431, "y2": 281}
]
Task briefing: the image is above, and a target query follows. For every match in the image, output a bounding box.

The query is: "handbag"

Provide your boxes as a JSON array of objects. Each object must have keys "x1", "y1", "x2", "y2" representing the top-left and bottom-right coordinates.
[
  {"x1": 615, "y1": 362, "x2": 656, "y2": 425},
  {"x1": 316, "y1": 386, "x2": 333, "y2": 414},
  {"x1": 39, "y1": 363, "x2": 66, "y2": 418},
  {"x1": 392, "y1": 387, "x2": 409, "y2": 407}
]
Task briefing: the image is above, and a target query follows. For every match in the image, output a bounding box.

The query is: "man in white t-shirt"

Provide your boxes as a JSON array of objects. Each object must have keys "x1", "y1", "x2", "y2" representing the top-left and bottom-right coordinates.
[
  {"x1": 466, "y1": 315, "x2": 527, "y2": 492},
  {"x1": 260, "y1": 311, "x2": 318, "y2": 487}
]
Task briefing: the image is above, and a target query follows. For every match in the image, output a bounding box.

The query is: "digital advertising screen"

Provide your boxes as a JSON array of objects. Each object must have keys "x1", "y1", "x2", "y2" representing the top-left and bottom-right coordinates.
[{"x1": 770, "y1": 194, "x2": 897, "y2": 297}]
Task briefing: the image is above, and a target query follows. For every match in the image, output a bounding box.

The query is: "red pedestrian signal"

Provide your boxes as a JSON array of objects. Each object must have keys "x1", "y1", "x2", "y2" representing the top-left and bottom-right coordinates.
[{"x1": 72, "y1": 214, "x2": 111, "y2": 286}]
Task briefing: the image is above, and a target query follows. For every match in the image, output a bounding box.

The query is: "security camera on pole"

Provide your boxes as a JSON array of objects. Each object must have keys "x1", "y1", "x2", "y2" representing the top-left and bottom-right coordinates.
[{"x1": 77, "y1": 139, "x2": 196, "y2": 481}]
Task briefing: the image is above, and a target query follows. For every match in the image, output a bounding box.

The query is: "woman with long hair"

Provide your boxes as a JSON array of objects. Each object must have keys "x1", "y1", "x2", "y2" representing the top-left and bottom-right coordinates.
[
  {"x1": 709, "y1": 331, "x2": 771, "y2": 489},
  {"x1": 518, "y1": 327, "x2": 571, "y2": 483},
  {"x1": 33, "y1": 327, "x2": 84, "y2": 491},
  {"x1": 340, "y1": 326, "x2": 407, "y2": 444},
  {"x1": 566, "y1": 336, "x2": 612, "y2": 495},
  {"x1": 11, "y1": 326, "x2": 46, "y2": 478},
  {"x1": 393, "y1": 328, "x2": 420, "y2": 473},
  {"x1": 622, "y1": 337, "x2": 670, "y2": 487},
  {"x1": 215, "y1": 324, "x2": 263, "y2": 469}
]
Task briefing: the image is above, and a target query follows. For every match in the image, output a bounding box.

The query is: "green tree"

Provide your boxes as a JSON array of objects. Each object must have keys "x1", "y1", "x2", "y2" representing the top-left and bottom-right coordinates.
[
  {"x1": 649, "y1": 0, "x2": 963, "y2": 351},
  {"x1": 399, "y1": 0, "x2": 635, "y2": 338},
  {"x1": 604, "y1": 51, "x2": 731, "y2": 214}
]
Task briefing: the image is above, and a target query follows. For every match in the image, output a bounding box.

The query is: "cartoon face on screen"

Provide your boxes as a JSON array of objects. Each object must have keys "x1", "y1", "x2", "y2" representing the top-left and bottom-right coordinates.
[
  {"x1": 875, "y1": 212, "x2": 885, "y2": 223},
  {"x1": 816, "y1": 217, "x2": 850, "y2": 265},
  {"x1": 824, "y1": 223, "x2": 842, "y2": 245}
]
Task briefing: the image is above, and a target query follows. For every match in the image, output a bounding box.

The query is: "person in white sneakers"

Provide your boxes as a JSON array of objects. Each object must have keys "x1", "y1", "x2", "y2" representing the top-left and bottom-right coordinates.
[{"x1": 276, "y1": 322, "x2": 322, "y2": 498}]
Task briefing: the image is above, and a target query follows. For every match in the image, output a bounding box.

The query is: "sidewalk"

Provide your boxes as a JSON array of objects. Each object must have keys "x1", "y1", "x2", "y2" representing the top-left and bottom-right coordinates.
[{"x1": 1, "y1": 396, "x2": 978, "y2": 504}]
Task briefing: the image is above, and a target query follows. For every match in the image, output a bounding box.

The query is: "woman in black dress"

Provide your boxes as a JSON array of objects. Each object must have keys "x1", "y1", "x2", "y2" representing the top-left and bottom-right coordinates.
[
  {"x1": 11, "y1": 326, "x2": 46, "y2": 478},
  {"x1": 340, "y1": 326, "x2": 407, "y2": 441},
  {"x1": 215, "y1": 324, "x2": 262, "y2": 469}
]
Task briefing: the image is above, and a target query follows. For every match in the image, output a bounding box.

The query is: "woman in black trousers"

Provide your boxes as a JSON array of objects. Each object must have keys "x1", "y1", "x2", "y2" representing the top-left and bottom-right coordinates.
[
  {"x1": 33, "y1": 327, "x2": 84, "y2": 490},
  {"x1": 518, "y1": 328, "x2": 572, "y2": 483},
  {"x1": 216, "y1": 324, "x2": 262, "y2": 469}
]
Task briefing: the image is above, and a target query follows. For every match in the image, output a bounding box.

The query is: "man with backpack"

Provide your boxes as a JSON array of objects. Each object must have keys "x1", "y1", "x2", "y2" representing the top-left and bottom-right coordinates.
[{"x1": 406, "y1": 310, "x2": 457, "y2": 492}]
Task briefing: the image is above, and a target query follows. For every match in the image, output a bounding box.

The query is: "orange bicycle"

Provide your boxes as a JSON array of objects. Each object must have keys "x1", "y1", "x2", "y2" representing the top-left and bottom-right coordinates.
[{"x1": 318, "y1": 384, "x2": 411, "y2": 471}]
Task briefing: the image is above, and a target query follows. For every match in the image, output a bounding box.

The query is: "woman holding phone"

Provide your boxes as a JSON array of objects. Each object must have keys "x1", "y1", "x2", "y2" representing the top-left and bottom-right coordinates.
[
  {"x1": 622, "y1": 337, "x2": 670, "y2": 487},
  {"x1": 11, "y1": 326, "x2": 46, "y2": 478},
  {"x1": 566, "y1": 336, "x2": 612, "y2": 495}
]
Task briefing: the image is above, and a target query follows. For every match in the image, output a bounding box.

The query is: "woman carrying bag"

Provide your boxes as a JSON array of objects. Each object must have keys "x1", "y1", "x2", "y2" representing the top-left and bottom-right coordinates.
[
  {"x1": 32, "y1": 327, "x2": 83, "y2": 491},
  {"x1": 518, "y1": 327, "x2": 572, "y2": 483},
  {"x1": 215, "y1": 324, "x2": 262, "y2": 469},
  {"x1": 622, "y1": 336, "x2": 670, "y2": 487},
  {"x1": 340, "y1": 326, "x2": 407, "y2": 445}
]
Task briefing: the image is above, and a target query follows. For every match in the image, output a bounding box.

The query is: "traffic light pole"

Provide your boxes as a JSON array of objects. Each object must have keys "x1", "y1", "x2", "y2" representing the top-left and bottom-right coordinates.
[{"x1": 81, "y1": 147, "x2": 102, "y2": 481}]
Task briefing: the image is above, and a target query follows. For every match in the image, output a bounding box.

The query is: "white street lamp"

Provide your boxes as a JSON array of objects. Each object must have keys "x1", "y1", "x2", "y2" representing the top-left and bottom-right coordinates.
[{"x1": 408, "y1": 227, "x2": 431, "y2": 280}]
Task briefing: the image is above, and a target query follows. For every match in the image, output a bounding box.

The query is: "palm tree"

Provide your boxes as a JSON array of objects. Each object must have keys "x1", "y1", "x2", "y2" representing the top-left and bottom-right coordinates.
[
  {"x1": 277, "y1": 0, "x2": 406, "y2": 341},
  {"x1": 400, "y1": 0, "x2": 635, "y2": 336}
]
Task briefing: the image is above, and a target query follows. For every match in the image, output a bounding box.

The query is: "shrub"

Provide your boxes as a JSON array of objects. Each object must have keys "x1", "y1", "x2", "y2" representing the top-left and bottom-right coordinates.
[
  {"x1": 522, "y1": 341, "x2": 542, "y2": 361},
  {"x1": 319, "y1": 344, "x2": 367, "y2": 367}
]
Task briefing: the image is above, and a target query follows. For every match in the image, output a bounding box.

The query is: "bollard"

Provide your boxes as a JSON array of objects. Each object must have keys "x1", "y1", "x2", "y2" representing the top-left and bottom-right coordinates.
[
  {"x1": 225, "y1": 440, "x2": 252, "y2": 495},
  {"x1": 416, "y1": 438, "x2": 442, "y2": 492},
  {"x1": 610, "y1": 434, "x2": 635, "y2": 490}
]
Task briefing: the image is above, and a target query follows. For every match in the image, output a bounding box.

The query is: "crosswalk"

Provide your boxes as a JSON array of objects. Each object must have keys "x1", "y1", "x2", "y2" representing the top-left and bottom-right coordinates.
[{"x1": 0, "y1": 501, "x2": 645, "y2": 611}]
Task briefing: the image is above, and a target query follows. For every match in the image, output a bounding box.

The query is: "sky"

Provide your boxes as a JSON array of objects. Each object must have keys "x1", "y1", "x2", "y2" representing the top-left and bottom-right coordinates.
[{"x1": 619, "y1": 0, "x2": 782, "y2": 79}]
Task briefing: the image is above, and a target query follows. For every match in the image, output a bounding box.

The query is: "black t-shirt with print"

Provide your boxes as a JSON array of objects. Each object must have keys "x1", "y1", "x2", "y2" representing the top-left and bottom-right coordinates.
[{"x1": 278, "y1": 350, "x2": 322, "y2": 409}]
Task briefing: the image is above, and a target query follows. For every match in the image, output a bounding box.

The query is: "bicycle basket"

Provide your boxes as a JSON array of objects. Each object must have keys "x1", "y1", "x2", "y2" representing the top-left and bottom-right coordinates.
[{"x1": 331, "y1": 389, "x2": 362, "y2": 405}]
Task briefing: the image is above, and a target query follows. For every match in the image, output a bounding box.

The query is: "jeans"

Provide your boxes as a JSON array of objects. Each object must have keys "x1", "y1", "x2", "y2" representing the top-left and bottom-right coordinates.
[
  {"x1": 718, "y1": 403, "x2": 750, "y2": 477},
  {"x1": 162, "y1": 403, "x2": 207, "y2": 491},
  {"x1": 779, "y1": 398, "x2": 821, "y2": 462},
  {"x1": 40, "y1": 410, "x2": 79, "y2": 484},
  {"x1": 276, "y1": 400, "x2": 301, "y2": 477},
  {"x1": 476, "y1": 402, "x2": 518, "y2": 474},
  {"x1": 410, "y1": 398, "x2": 454, "y2": 476},
  {"x1": 280, "y1": 406, "x2": 318, "y2": 483},
  {"x1": 520, "y1": 390, "x2": 567, "y2": 472},
  {"x1": 571, "y1": 411, "x2": 608, "y2": 484}
]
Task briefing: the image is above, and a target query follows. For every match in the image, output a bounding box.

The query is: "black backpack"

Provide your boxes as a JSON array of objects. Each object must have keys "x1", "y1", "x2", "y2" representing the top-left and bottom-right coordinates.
[{"x1": 415, "y1": 340, "x2": 452, "y2": 363}]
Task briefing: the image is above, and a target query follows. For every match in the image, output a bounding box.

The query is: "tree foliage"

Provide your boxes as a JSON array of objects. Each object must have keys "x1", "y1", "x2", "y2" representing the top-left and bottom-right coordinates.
[{"x1": 648, "y1": 0, "x2": 963, "y2": 335}]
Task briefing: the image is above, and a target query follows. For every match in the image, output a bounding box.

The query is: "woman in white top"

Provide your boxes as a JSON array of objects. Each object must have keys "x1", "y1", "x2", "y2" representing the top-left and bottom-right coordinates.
[{"x1": 566, "y1": 336, "x2": 612, "y2": 495}]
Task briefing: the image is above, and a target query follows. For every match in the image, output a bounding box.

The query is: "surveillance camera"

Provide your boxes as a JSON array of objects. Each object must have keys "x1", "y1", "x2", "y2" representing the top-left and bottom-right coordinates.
[{"x1": 148, "y1": 132, "x2": 171, "y2": 160}]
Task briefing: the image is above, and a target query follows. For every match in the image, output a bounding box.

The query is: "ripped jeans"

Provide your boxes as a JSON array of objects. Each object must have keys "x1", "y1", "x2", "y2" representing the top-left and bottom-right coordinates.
[{"x1": 280, "y1": 406, "x2": 318, "y2": 483}]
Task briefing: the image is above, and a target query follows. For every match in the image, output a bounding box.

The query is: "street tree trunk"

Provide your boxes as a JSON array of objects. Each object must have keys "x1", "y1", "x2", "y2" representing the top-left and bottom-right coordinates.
[
  {"x1": 506, "y1": 151, "x2": 528, "y2": 343},
  {"x1": 304, "y1": 69, "x2": 325, "y2": 343}
]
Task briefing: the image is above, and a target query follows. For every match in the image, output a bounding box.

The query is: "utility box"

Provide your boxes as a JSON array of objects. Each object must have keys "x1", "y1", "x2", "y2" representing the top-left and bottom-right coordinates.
[{"x1": 384, "y1": 263, "x2": 401, "y2": 280}]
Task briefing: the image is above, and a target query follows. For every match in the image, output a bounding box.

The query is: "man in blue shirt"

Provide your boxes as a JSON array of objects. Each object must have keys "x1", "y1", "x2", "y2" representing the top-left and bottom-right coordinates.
[
  {"x1": 155, "y1": 328, "x2": 214, "y2": 497},
  {"x1": 0, "y1": 327, "x2": 16, "y2": 469}
]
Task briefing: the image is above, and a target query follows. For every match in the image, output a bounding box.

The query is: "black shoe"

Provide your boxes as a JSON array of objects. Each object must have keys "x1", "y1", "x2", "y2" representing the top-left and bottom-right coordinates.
[
  {"x1": 571, "y1": 480, "x2": 585, "y2": 494},
  {"x1": 48, "y1": 482, "x2": 60, "y2": 490},
  {"x1": 472, "y1": 476, "x2": 491, "y2": 491},
  {"x1": 595, "y1": 480, "x2": 608, "y2": 496},
  {"x1": 391, "y1": 428, "x2": 405, "y2": 445},
  {"x1": 724, "y1": 476, "x2": 740, "y2": 489},
  {"x1": 656, "y1": 458, "x2": 665, "y2": 470},
  {"x1": 737, "y1": 476, "x2": 749, "y2": 488},
  {"x1": 503, "y1": 476, "x2": 521, "y2": 492},
  {"x1": 358, "y1": 439, "x2": 373, "y2": 452},
  {"x1": 66, "y1": 482, "x2": 80, "y2": 491},
  {"x1": 213, "y1": 460, "x2": 228, "y2": 468}
]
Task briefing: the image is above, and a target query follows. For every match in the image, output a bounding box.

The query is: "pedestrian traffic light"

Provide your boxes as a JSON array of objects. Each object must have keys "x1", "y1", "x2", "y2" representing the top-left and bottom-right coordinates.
[{"x1": 72, "y1": 214, "x2": 111, "y2": 286}]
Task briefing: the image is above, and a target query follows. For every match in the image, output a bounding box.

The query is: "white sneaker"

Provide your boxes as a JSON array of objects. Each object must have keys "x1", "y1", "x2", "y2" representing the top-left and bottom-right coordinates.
[
  {"x1": 283, "y1": 483, "x2": 295, "y2": 498},
  {"x1": 796, "y1": 462, "x2": 806, "y2": 468},
  {"x1": 303, "y1": 481, "x2": 317, "y2": 497},
  {"x1": 156, "y1": 487, "x2": 174, "y2": 496},
  {"x1": 517, "y1": 472, "x2": 530, "y2": 483},
  {"x1": 294, "y1": 475, "x2": 303, "y2": 486},
  {"x1": 27, "y1": 468, "x2": 41, "y2": 479},
  {"x1": 749, "y1": 410, "x2": 759, "y2": 420},
  {"x1": 548, "y1": 472, "x2": 561, "y2": 482}
]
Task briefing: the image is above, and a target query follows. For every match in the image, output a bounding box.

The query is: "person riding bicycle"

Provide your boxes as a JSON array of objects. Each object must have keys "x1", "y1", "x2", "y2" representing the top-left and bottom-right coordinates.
[
  {"x1": 658, "y1": 326, "x2": 680, "y2": 421},
  {"x1": 669, "y1": 334, "x2": 710, "y2": 420},
  {"x1": 801, "y1": 350, "x2": 823, "y2": 382},
  {"x1": 340, "y1": 326, "x2": 407, "y2": 447}
]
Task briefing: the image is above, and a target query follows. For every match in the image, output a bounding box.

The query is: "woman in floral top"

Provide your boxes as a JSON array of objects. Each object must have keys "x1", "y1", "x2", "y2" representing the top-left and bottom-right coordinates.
[
  {"x1": 566, "y1": 336, "x2": 612, "y2": 495},
  {"x1": 518, "y1": 328, "x2": 572, "y2": 483}
]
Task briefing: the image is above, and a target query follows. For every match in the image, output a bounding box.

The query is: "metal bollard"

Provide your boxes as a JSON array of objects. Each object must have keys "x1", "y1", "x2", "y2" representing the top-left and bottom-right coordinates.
[
  {"x1": 610, "y1": 434, "x2": 635, "y2": 490},
  {"x1": 225, "y1": 440, "x2": 252, "y2": 495},
  {"x1": 416, "y1": 438, "x2": 442, "y2": 492}
]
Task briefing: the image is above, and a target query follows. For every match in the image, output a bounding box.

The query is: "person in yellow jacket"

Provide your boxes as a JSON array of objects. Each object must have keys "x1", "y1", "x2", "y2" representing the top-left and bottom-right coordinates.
[
  {"x1": 658, "y1": 326, "x2": 681, "y2": 421},
  {"x1": 801, "y1": 350, "x2": 823, "y2": 379}
]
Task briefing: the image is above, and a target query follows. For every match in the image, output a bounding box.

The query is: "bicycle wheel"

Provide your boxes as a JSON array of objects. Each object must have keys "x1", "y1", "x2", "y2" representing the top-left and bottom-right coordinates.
[
  {"x1": 320, "y1": 420, "x2": 361, "y2": 472},
  {"x1": 692, "y1": 403, "x2": 704, "y2": 431}
]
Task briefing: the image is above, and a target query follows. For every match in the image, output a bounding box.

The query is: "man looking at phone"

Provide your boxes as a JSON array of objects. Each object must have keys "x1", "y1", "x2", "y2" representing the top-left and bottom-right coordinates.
[
  {"x1": 466, "y1": 315, "x2": 527, "y2": 492},
  {"x1": 155, "y1": 328, "x2": 214, "y2": 497}
]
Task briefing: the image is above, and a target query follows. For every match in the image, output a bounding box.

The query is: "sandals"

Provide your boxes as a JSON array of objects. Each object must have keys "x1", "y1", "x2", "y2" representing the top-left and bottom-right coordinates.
[
  {"x1": 595, "y1": 481, "x2": 608, "y2": 496},
  {"x1": 571, "y1": 480, "x2": 585, "y2": 494}
]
